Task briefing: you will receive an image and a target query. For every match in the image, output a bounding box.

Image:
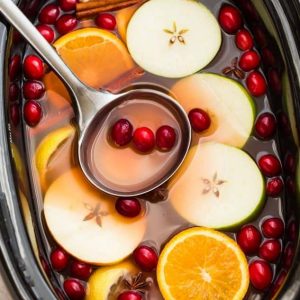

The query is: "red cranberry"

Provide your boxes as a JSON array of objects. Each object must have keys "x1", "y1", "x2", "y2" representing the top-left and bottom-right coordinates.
[
  {"x1": 59, "y1": 0, "x2": 77, "y2": 11},
  {"x1": 56, "y1": 14, "x2": 78, "y2": 35},
  {"x1": 133, "y1": 127, "x2": 155, "y2": 153},
  {"x1": 246, "y1": 71, "x2": 267, "y2": 97},
  {"x1": 240, "y1": 1, "x2": 259, "y2": 22},
  {"x1": 36, "y1": 24, "x2": 55, "y2": 43},
  {"x1": 249, "y1": 260, "x2": 273, "y2": 290},
  {"x1": 262, "y1": 218, "x2": 284, "y2": 238},
  {"x1": 50, "y1": 248, "x2": 69, "y2": 271},
  {"x1": 286, "y1": 177, "x2": 296, "y2": 196},
  {"x1": 277, "y1": 112, "x2": 291, "y2": 136},
  {"x1": 63, "y1": 279, "x2": 85, "y2": 300},
  {"x1": 117, "y1": 291, "x2": 142, "y2": 300},
  {"x1": 95, "y1": 13, "x2": 116, "y2": 30},
  {"x1": 23, "y1": 81, "x2": 45, "y2": 100},
  {"x1": 266, "y1": 177, "x2": 283, "y2": 197},
  {"x1": 259, "y1": 240, "x2": 281, "y2": 262},
  {"x1": 188, "y1": 108, "x2": 211, "y2": 133},
  {"x1": 111, "y1": 119, "x2": 133, "y2": 146},
  {"x1": 239, "y1": 50, "x2": 260, "y2": 71},
  {"x1": 9, "y1": 55, "x2": 21, "y2": 80},
  {"x1": 156, "y1": 125, "x2": 177, "y2": 151},
  {"x1": 258, "y1": 154, "x2": 281, "y2": 177},
  {"x1": 268, "y1": 68, "x2": 282, "y2": 96},
  {"x1": 236, "y1": 225, "x2": 262, "y2": 255},
  {"x1": 40, "y1": 256, "x2": 51, "y2": 277},
  {"x1": 218, "y1": 5, "x2": 243, "y2": 34},
  {"x1": 70, "y1": 261, "x2": 92, "y2": 281},
  {"x1": 23, "y1": 55, "x2": 44, "y2": 80},
  {"x1": 252, "y1": 24, "x2": 268, "y2": 48},
  {"x1": 10, "y1": 104, "x2": 20, "y2": 126},
  {"x1": 284, "y1": 153, "x2": 296, "y2": 175},
  {"x1": 115, "y1": 197, "x2": 141, "y2": 218},
  {"x1": 271, "y1": 270, "x2": 287, "y2": 298},
  {"x1": 261, "y1": 47, "x2": 276, "y2": 68},
  {"x1": 38, "y1": 4, "x2": 60, "y2": 25},
  {"x1": 235, "y1": 29, "x2": 254, "y2": 51},
  {"x1": 255, "y1": 112, "x2": 276, "y2": 140},
  {"x1": 283, "y1": 243, "x2": 295, "y2": 269},
  {"x1": 288, "y1": 221, "x2": 297, "y2": 242},
  {"x1": 24, "y1": 100, "x2": 43, "y2": 127},
  {"x1": 9, "y1": 83, "x2": 20, "y2": 102},
  {"x1": 133, "y1": 245, "x2": 158, "y2": 272}
]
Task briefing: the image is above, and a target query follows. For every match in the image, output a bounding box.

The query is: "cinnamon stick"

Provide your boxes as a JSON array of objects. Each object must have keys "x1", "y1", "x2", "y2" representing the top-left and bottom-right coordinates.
[{"x1": 77, "y1": 0, "x2": 130, "y2": 12}]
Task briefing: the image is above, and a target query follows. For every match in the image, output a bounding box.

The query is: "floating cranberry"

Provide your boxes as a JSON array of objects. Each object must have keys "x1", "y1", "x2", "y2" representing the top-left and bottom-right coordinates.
[
  {"x1": 268, "y1": 68, "x2": 282, "y2": 96},
  {"x1": 10, "y1": 104, "x2": 20, "y2": 126},
  {"x1": 111, "y1": 119, "x2": 133, "y2": 147},
  {"x1": 50, "y1": 248, "x2": 69, "y2": 271},
  {"x1": 70, "y1": 261, "x2": 92, "y2": 281},
  {"x1": 249, "y1": 260, "x2": 273, "y2": 290},
  {"x1": 262, "y1": 218, "x2": 284, "y2": 239},
  {"x1": 56, "y1": 14, "x2": 78, "y2": 35},
  {"x1": 9, "y1": 83, "x2": 20, "y2": 102},
  {"x1": 40, "y1": 256, "x2": 51, "y2": 277},
  {"x1": 9, "y1": 54, "x2": 21, "y2": 81},
  {"x1": 236, "y1": 225, "x2": 261, "y2": 255},
  {"x1": 36, "y1": 24, "x2": 55, "y2": 43},
  {"x1": 246, "y1": 71, "x2": 267, "y2": 97},
  {"x1": 284, "y1": 153, "x2": 296, "y2": 175},
  {"x1": 95, "y1": 13, "x2": 116, "y2": 30},
  {"x1": 266, "y1": 177, "x2": 283, "y2": 197},
  {"x1": 258, "y1": 154, "x2": 281, "y2": 177},
  {"x1": 156, "y1": 125, "x2": 177, "y2": 151},
  {"x1": 188, "y1": 108, "x2": 211, "y2": 133},
  {"x1": 23, "y1": 100, "x2": 42, "y2": 127},
  {"x1": 283, "y1": 243, "x2": 295, "y2": 269},
  {"x1": 23, "y1": 55, "x2": 44, "y2": 80},
  {"x1": 261, "y1": 47, "x2": 276, "y2": 68},
  {"x1": 270, "y1": 270, "x2": 287, "y2": 298},
  {"x1": 288, "y1": 221, "x2": 297, "y2": 242},
  {"x1": 38, "y1": 4, "x2": 60, "y2": 25},
  {"x1": 235, "y1": 29, "x2": 254, "y2": 51},
  {"x1": 239, "y1": 50, "x2": 260, "y2": 71},
  {"x1": 63, "y1": 279, "x2": 85, "y2": 300},
  {"x1": 255, "y1": 112, "x2": 276, "y2": 140},
  {"x1": 23, "y1": 81, "x2": 45, "y2": 100},
  {"x1": 259, "y1": 240, "x2": 281, "y2": 262},
  {"x1": 117, "y1": 291, "x2": 142, "y2": 300},
  {"x1": 218, "y1": 5, "x2": 243, "y2": 34},
  {"x1": 240, "y1": 0, "x2": 259, "y2": 22},
  {"x1": 59, "y1": 0, "x2": 77, "y2": 11},
  {"x1": 286, "y1": 177, "x2": 296, "y2": 196},
  {"x1": 252, "y1": 24, "x2": 268, "y2": 48},
  {"x1": 133, "y1": 245, "x2": 158, "y2": 272},
  {"x1": 133, "y1": 127, "x2": 155, "y2": 153},
  {"x1": 115, "y1": 197, "x2": 141, "y2": 218}
]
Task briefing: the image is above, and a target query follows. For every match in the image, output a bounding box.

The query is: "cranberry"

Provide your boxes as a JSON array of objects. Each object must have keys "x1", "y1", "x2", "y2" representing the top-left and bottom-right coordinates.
[
  {"x1": 10, "y1": 104, "x2": 20, "y2": 126},
  {"x1": 218, "y1": 5, "x2": 243, "y2": 34},
  {"x1": 271, "y1": 270, "x2": 287, "y2": 298},
  {"x1": 133, "y1": 245, "x2": 158, "y2": 272},
  {"x1": 40, "y1": 256, "x2": 51, "y2": 277},
  {"x1": 133, "y1": 127, "x2": 155, "y2": 153},
  {"x1": 117, "y1": 291, "x2": 142, "y2": 300},
  {"x1": 9, "y1": 55, "x2": 21, "y2": 81},
  {"x1": 288, "y1": 221, "x2": 297, "y2": 242},
  {"x1": 156, "y1": 125, "x2": 176, "y2": 151},
  {"x1": 23, "y1": 81, "x2": 45, "y2": 100},
  {"x1": 284, "y1": 153, "x2": 296, "y2": 175},
  {"x1": 255, "y1": 112, "x2": 276, "y2": 140},
  {"x1": 239, "y1": 50, "x2": 260, "y2": 71},
  {"x1": 240, "y1": 1, "x2": 259, "y2": 22},
  {"x1": 258, "y1": 154, "x2": 281, "y2": 177},
  {"x1": 9, "y1": 83, "x2": 20, "y2": 102},
  {"x1": 262, "y1": 218, "x2": 284, "y2": 238},
  {"x1": 56, "y1": 14, "x2": 78, "y2": 35},
  {"x1": 23, "y1": 55, "x2": 44, "y2": 80},
  {"x1": 252, "y1": 24, "x2": 268, "y2": 48},
  {"x1": 63, "y1": 279, "x2": 85, "y2": 300},
  {"x1": 115, "y1": 197, "x2": 141, "y2": 218},
  {"x1": 246, "y1": 71, "x2": 267, "y2": 97},
  {"x1": 236, "y1": 225, "x2": 261, "y2": 255},
  {"x1": 110, "y1": 119, "x2": 133, "y2": 146},
  {"x1": 266, "y1": 177, "x2": 283, "y2": 197},
  {"x1": 70, "y1": 261, "x2": 92, "y2": 281},
  {"x1": 50, "y1": 248, "x2": 69, "y2": 271},
  {"x1": 59, "y1": 0, "x2": 77, "y2": 11},
  {"x1": 95, "y1": 13, "x2": 116, "y2": 30},
  {"x1": 261, "y1": 47, "x2": 276, "y2": 68},
  {"x1": 268, "y1": 68, "x2": 282, "y2": 96},
  {"x1": 188, "y1": 108, "x2": 211, "y2": 133},
  {"x1": 283, "y1": 243, "x2": 295, "y2": 269},
  {"x1": 259, "y1": 240, "x2": 281, "y2": 262},
  {"x1": 286, "y1": 177, "x2": 296, "y2": 196},
  {"x1": 38, "y1": 4, "x2": 60, "y2": 25},
  {"x1": 36, "y1": 24, "x2": 55, "y2": 43},
  {"x1": 235, "y1": 29, "x2": 254, "y2": 51},
  {"x1": 23, "y1": 100, "x2": 43, "y2": 127},
  {"x1": 249, "y1": 260, "x2": 273, "y2": 290}
]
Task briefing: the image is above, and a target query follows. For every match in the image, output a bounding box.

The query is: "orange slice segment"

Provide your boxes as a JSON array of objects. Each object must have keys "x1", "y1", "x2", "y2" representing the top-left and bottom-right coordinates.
[{"x1": 157, "y1": 227, "x2": 249, "y2": 300}]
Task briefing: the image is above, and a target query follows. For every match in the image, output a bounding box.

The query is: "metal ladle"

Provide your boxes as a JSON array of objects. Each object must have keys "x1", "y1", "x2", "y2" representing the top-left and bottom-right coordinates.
[{"x1": 0, "y1": 0, "x2": 191, "y2": 197}]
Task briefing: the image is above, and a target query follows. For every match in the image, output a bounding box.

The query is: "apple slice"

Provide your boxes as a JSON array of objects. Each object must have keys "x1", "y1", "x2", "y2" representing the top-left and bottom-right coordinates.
[
  {"x1": 44, "y1": 169, "x2": 146, "y2": 265},
  {"x1": 171, "y1": 73, "x2": 255, "y2": 148},
  {"x1": 127, "y1": 0, "x2": 221, "y2": 78},
  {"x1": 169, "y1": 142, "x2": 265, "y2": 229}
]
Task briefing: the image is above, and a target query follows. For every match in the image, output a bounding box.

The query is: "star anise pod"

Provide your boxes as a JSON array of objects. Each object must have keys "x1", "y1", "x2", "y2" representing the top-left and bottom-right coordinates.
[
  {"x1": 123, "y1": 272, "x2": 151, "y2": 294},
  {"x1": 222, "y1": 57, "x2": 245, "y2": 79},
  {"x1": 143, "y1": 186, "x2": 169, "y2": 202}
]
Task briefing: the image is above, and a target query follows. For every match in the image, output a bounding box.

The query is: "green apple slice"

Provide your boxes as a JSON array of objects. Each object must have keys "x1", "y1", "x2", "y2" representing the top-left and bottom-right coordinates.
[
  {"x1": 127, "y1": 0, "x2": 221, "y2": 78},
  {"x1": 171, "y1": 73, "x2": 255, "y2": 148},
  {"x1": 169, "y1": 142, "x2": 265, "y2": 229}
]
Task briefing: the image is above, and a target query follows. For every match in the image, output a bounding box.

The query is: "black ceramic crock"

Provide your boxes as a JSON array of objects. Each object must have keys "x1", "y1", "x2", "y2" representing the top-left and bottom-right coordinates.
[{"x1": 0, "y1": 0, "x2": 300, "y2": 299}]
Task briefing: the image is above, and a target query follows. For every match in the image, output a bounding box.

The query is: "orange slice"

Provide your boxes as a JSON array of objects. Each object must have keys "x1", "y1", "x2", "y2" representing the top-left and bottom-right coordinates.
[
  {"x1": 43, "y1": 28, "x2": 135, "y2": 107},
  {"x1": 157, "y1": 227, "x2": 249, "y2": 300}
]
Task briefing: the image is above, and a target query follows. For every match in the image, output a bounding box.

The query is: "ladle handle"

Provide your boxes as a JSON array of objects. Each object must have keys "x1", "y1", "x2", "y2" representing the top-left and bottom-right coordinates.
[{"x1": 0, "y1": 0, "x2": 83, "y2": 93}]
